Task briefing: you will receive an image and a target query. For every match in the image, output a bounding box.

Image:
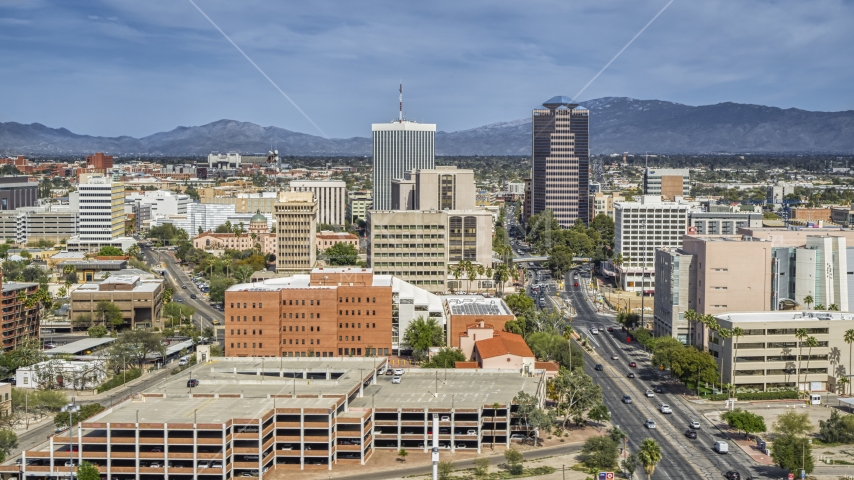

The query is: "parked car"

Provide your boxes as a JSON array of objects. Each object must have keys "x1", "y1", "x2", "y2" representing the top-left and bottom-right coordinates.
[
  {"x1": 393, "y1": 368, "x2": 405, "y2": 375},
  {"x1": 385, "y1": 369, "x2": 394, "y2": 375},
  {"x1": 187, "y1": 379, "x2": 199, "y2": 388},
  {"x1": 392, "y1": 376, "x2": 401, "y2": 384},
  {"x1": 440, "y1": 416, "x2": 450, "y2": 421}
]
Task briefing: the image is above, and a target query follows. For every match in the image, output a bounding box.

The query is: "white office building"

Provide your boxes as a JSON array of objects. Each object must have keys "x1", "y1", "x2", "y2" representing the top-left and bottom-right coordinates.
[
  {"x1": 151, "y1": 203, "x2": 273, "y2": 239},
  {"x1": 69, "y1": 175, "x2": 125, "y2": 242},
  {"x1": 372, "y1": 121, "x2": 435, "y2": 210},
  {"x1": 126, "y1": 190, "x2": 190, "y2": 217},
  {"x1": 772, "y1": 236, "x2": 849, "y2": 311},
  {"x1": 208, "y1": 152, "x2": 241, "y2": 169},
  {"x1": 615, "y1": 195, "x2": 690, "y2": 292},
  {"x1": 289, "y1": 180, "x2": 347, "y2": 226}
]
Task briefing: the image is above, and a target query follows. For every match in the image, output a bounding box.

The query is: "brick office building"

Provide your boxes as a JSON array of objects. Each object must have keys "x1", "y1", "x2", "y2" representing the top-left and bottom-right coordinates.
[{"x1": 225, "y1": 268, "x2": 393, "y2": 358}]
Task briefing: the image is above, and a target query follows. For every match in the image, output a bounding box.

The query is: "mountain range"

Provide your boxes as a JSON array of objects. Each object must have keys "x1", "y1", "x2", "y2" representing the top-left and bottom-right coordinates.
[{"x1": 2, "y1": 97, "x2": 853, "y2": 156}]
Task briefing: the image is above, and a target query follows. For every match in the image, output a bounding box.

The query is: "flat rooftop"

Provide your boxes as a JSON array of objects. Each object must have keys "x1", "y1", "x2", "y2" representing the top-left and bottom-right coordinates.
[
  {"x1": 44, "y1": 337, "x2": 115, "y2": 356},
  {"x1": 445, "y1": 297, "x2": 512, "y2": 316},
  {"x1": 715, "y1": 311, "x2": 854, "y2": 323},
  {"x1": 1, "y1": 281, "x2": 37, "y2": 294},
  {"x1": 79, "y1": 358, "x2": 538, "y2": 425}
]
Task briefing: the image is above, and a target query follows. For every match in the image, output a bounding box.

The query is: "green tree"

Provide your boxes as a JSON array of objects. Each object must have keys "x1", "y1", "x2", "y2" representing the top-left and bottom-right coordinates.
[
  {"x1": 324, "y1": 242, "x2": 359, "y2": 266},
  {"x1": 771, "y1": 435, "x2": 814, "y2": 475},
  {"x1": 802, "y1": 295, "x2": 813, "y2": 309},
  {"x1": 773, "y1": 410, "x2": 812, "y2": 438},
  {"x1": 97, "y1": 246, "x2": 124, "y2": 257},
  {"x1": 721, "y1": 409, "x2": 767, "y2": 439},
  {"x1": 526, "y1": 332, "x2": 582, "y2": 370},
  {"x1": 94, "y1": 300, "x2": 124, "y2": 330},
  {"x1": 513, "y1": 391, "x2": 554, "y2": 446},
  {"x1": 547, "y1": 368, "x2": 601, "y2": 427},
  {"x1": 819, "y1": 409, "x2": 854, "y2": 444},
  {"x1": 209, "y1": 276, "x2": 236, "y2": 304},
  {"x1": 87, "y1": 325, "x2": 108, "y2": 338},
  {"x1": 621, "y1": 452, "x2": 639, "y2": 480},
  {"x1": 547, "y1": 245, "x2": 574, "y2": 278},
  {"x1": 580, "y1": 435, "x2": 619, "y2": 471},
  {"x1": 402, "y1": 317, "x2": 444, "y2": 361},
  {"x1": 0, "y1": 429, "x2": 18, "y2": 463},
  {"x1": 637, "y1": 438, "x2": 662, "y2": 477},
  {"x1": 503, "y1": 447, "x2": 523, "y2": 474},
  {"x1": 422, "y1": 348, "x2": 466, "y2": 368},
  {"x1": 587, "y1": 403, "x2": 611, "y2": 432},
  {"x1": 397, "y1": 448, "x2": 408, "y2": 463},
  {"x1": 114, "y1": 330, "x2": 167, "y2": 369},
  {"x1": 846, "y1": 329, "x2": 854, "y2": 393},
  {"x1": 795, "y1": 327, "x2": 808, "y2": 396},
  {"x1": 215, "y1": 221, "x2": 233, "y2": 234},
  {"x1": 76, "y1": 461, "x2": 101, "y2": 480}
]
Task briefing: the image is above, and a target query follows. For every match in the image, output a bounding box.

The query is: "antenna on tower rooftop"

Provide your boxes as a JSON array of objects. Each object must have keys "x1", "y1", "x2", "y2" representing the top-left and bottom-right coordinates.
[{"x1": 399, "y1": 82, "x2": 403, "y2": 122}]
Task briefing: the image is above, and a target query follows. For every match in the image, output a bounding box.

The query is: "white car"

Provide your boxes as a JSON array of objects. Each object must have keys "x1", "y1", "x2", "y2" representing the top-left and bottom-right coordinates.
[
  {"x1": 393, "y1": 368, "x2": 405, "y2": 375},
  {"x1": 645, "y1": 390, "x2": 655, "y2": 398},
  {"x1": 392, "y1": 376, "x2": 401, "y2": 384},
  {"x1": 590, "y1": 327, "x2": 599, "y2": 335},
  {"x1": 689, "y1": 421, "x2": 701, "y2": 429},
  {"x1": 658, "y1": 404, "x2": 673, "y2": 414},
  {"x1": 645, "y1": 419, "x2": 656, "y2": 429}
]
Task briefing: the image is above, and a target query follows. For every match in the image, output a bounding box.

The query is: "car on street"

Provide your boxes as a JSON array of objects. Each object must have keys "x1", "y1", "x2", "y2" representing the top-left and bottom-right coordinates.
[
  {"x1": 181, "y1": 285, "x2": 187, "y2": 289},
  {"x1": 574, "y1": 283, "x2": 579, "y2": 287},
  {"x1": 190, "y1": 294, "x2": 197, "y2": 299},
  {"x1": 645, "y1": 419, "x2": 656, "y2": 429},
  {"x1": 611, "y1": 354, "x2": 618, "y2": 360},
  {"x1": 684, "y1": 429, "x2": 698, "y2": 439},
  {"x1": 689, "y1": 420, "x2": 701, "y2": 429},
  {"x1": 658, "y1": 404, "x2": 672, "y2": 414},
  {"x1": 654, "y1": 386, "x2": 664, "y2": 394},
  {"x1": 622, "y1": 395, "x2": 632, "y2": 404},
  {"x1": 392, "y1": 376, "x2": 401, "y2": 384},
  {"x1": 176, "y1": 298, "x2": 183, "y2": 302},
  {"x1": 594, "y1": 364, "x2": 603, "y2": 371},
  {"x1": 629, "y1": 362, "x2": 637, "y2": 368},
  {"x1": 607, "y1": 327, "x2": 614, "y2": 332},
  {"x1": 187, "y1": 379, "x2": 199, "y2": 388},
  {"x1": 645, "y1": 390, "x2": 654, "y2": 397},
  {"x1": 714, "y1": 441, "x2": 729, "y2": 454},
  {"x1": 724, "y1": 471, "x2": 741, "y2": 480},
  {"x1": 626, "y1": 372, "x2": 635, "y2": 378}
]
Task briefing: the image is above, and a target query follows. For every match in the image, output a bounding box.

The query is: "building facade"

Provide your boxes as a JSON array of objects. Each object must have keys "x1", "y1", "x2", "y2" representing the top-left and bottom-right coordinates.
[
  {"x1": 772, "y1": 235, "x2": 849, "y2": 312},
  {"x1": 0, "y1": 275, "x2": 40, "y2": 352},
  {"x1": 275, "y1": 192, "x2": 317, "y2": 274},
  {"x1": 126, "y1": 190, "x2": 191, "y2": 218},
  {"x1": 69, "y1": 175, "x2": 125, "y2": 242},
  {"x1": 531, "y1": 96, "x2": 590, "y2": 227},
  {"x1": 208, "y1": 152, "x2": 241, "y2": 169},
  {"x1": 371, "y1": 121, "x2": 435, "y2": 211},
  {"x1": 0, "y1": 176, "x2": 38, "y2": 211},
  {"x1": 643, "y1": 168, "x2": 690, "y2": 197},
  {"x1": 85, "y1": 152, "x2": 114, "y2": 171},
  {"x1": 654, "y1": 235, "x2": 773, "y2": 345},
  {"x1": 194, "y1": 213, "x2": 276, "y2": 255},
  {"x1": 589, "y1": 192, "x2": 624, "y2": 222},
  {"x1": 290, "y1": 181, "x2": 347, "y2": 227},
  {"x1": 367, "y1": 209, "x2": 494, "y2": 293},
  {"x1": 689, "y1": 212, "x2": 763, "y2": 235},
  {"x1": 316, "y1": 232, "x2": 359, "y2": 252},
  {"x1": 710, "y1": 311, "x2": 854, "y2": 393},
  {"x1": 614, "y1": 196, "x2": 689, "y2": 291},
  {"x1": 225, "y1": 268, "x2": 393, "y2": 358},
  {"x1": 346, "y1": 191, "x2": 372, "y2": 224},
  {"x1": 69, "y1": 275, "x2": 164, "y2": 330}
]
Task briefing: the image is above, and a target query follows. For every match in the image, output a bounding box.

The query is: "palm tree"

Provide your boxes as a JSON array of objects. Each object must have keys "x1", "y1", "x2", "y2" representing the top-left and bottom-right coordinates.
[
  {"x1": 845, "y1": 329, "x2": 854, "y2": 394},
  {"x1": 684, "y1": 309, "x2": 698, "y2": 346},
  {"x1": 730, "y1": 327, "x2": 744, "y2": 397},
  {"x1": 717, "y1": 328, "x2": 732, "y2": 393},
  {"x1": 829, "y1": 303, "x2": 840, "y2": 311},
  {"x1": 803, "y1": 336, "x2": 819, "y2": 393},
  {"x1": 815, "y1": 303, "x2": 826, "y2": 310},
  {"x1": 839, "y1": 377, "x2": 850, "y2": 396},
  {"x1": 803, "y1": 295, "x2": 814, "y2": 310},
  {"x1": 637, "y1": 438, "x2": 662, "y2": 477},
  {"x1": 448, "y1": 264, "x2": 463, "y2": 293},
  {"x1": 795, "y1": 328, "x2": 809, "y2": 396},
  {"x1": 484, "y1": 266, "x2": 494, "y2": 294}
]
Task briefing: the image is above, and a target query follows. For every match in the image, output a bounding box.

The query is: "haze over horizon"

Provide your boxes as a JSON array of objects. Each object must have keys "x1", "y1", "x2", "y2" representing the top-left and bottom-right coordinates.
[{"x1": 2, "y1": 1, "x2": 853, "y2": 139}]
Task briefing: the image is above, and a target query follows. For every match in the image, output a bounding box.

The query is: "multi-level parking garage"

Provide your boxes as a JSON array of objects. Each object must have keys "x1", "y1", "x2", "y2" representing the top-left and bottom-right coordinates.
[{"x1": 5, "y1": 358, "x2": 544, "y2": 479}]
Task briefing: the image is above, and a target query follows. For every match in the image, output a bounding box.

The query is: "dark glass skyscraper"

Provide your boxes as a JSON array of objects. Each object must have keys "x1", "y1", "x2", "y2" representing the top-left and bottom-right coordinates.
[{"x1": 531, "y1": 96, "x2": 589, "y2": 227}]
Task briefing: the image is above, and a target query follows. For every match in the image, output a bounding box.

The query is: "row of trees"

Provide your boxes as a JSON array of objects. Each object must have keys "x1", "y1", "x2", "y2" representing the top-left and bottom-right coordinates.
[
  {"x1": 526, "y1": 211, "x2": 615, "y2": 274},
  {"x1": 580, "y1": 427, "x2": 662, "y2": 478}
]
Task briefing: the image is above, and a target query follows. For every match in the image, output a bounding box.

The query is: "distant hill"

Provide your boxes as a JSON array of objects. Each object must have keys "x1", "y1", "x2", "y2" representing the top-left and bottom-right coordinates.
[{"x1": 2, "y1": 97, "x2": 853, "y2": 156}]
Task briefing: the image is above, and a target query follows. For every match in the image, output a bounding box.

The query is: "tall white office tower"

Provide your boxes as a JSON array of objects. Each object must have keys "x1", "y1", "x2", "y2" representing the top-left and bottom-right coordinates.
[{"x1": 371, "y1": 86, "x2": 435, "y2": 210}]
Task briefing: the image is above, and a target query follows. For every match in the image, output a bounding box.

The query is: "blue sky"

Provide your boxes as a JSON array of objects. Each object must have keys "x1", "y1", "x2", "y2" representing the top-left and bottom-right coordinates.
[{"x1": 1, "y1": 0, "x2": 853, "y2": 139}]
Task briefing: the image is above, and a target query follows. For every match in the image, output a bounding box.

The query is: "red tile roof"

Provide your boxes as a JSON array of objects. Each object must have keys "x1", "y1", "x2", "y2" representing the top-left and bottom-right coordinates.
[
  {"x1": 474, "y1": 331, "x2": 534, "y2": 359},
  {"x1": 454, "y1": 362, "x2": 479, "y2": 369},
  {"x1": 535, "y1": 361, "x2": 559, "y2": 372}
]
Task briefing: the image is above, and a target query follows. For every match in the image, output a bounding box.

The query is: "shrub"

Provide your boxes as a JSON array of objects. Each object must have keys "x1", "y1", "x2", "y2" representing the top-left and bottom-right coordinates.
[
  {"x1": 96, "y1": 368, "x2": 142, "y2": 393},
  {"x1": 54, "y1": 403, "x2": 105, "y2": 428},
  {"x1": 708, "y1": 391, "x2": 797, "y2": 401}
]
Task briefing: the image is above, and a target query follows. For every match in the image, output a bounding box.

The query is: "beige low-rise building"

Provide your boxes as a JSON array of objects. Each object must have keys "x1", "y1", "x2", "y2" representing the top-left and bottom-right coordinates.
[
  {"x1": 316, "y1": 231, "x2": 359, "y2": 252},
  {"x1": 711, "y1": 311, "x2": 854, "y2": 393},
  {"x1": 193, "y1": 212, "x2": 275, "y2": 255},
  {"x1": 69, "y1": 275, "x2": 164, "y2": 330},
  {"x1": 0, "y1": 383, "x2": 9, "y2": 418}
]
